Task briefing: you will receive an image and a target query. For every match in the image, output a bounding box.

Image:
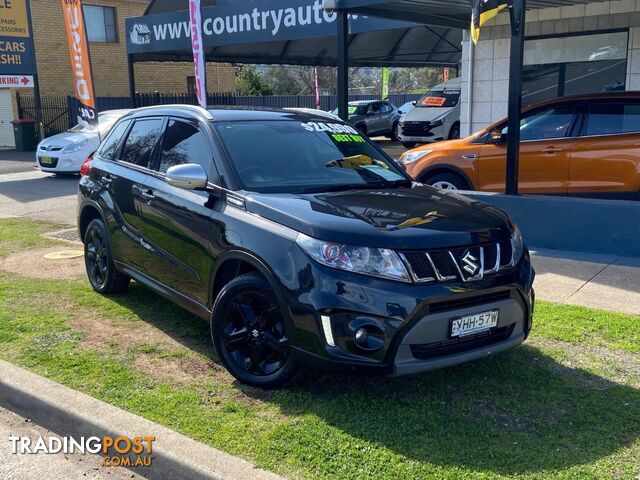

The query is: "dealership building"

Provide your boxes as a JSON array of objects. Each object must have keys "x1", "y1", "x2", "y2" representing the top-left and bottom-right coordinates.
[{"x1": 459, "y1": 0, "x2": 640, "y2": 137}]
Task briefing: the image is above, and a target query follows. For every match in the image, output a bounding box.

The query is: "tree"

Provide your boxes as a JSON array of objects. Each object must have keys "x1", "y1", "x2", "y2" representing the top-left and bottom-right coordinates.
[{"x1": 236, "y1": 66, "x2": 274, "y2": 96}]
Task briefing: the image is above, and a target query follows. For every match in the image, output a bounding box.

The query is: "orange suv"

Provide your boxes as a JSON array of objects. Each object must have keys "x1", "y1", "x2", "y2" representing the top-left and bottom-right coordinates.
[{"x1": 400, "y1": 93, "x2": 640, "y2": 200}]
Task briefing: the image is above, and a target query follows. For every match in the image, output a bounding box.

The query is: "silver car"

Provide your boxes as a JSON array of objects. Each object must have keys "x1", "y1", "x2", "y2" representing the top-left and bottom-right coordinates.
[{"x1": 331, "y1": 100, "x2": 401, "y2": 139}]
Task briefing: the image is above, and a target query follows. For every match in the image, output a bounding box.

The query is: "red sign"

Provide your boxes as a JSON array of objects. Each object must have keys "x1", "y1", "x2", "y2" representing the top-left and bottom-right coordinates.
[{"x1": 422, "y1": 96, "x2": 447, "y2": 107}]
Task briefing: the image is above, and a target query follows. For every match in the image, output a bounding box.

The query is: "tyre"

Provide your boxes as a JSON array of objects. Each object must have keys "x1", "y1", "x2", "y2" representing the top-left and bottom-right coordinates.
[
  {"x1": 402, "y1": 142, "x2": 416, "y2": 148},
  {"x1": 211, "y1": 272, "x2": 300, "y2": 389},
  {"x1": 448, "y1": 123, "x2": 461, "y2": 140},
  {"x1": 83, "y1": 218, "x2": 130, "y2": 294},
  {"x1": 424, "y1": 172, "x2": 469, "y2": 191},
  {"x1": 390, "y1": 121, "x2": 400, "y2": 141}
]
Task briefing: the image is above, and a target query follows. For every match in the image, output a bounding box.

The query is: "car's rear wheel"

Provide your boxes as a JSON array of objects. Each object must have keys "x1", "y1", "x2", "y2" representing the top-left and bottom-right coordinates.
[
  {"x1": 424, "y1": 172, "x2": 469, "y2": 191},
  {"x1": 84, "y1": 218, "x2": 130, "y2": 294},
  {"x1": 212, "y1": 272, "x2": 300, "y2": 389}
]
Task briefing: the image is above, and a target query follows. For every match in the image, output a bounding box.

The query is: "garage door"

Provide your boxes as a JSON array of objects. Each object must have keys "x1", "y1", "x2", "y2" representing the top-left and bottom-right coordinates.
[{"x1": 0, "y1": 89, "x2": 15, "y2": 148}]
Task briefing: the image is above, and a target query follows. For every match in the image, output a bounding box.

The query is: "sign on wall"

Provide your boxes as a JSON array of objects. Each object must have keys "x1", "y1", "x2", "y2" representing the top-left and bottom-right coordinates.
[
  {"x1": 0, "y1": 0, "x2": 36, "y2": 76},
  {"x1": 61, "y1": 0, "x2": 98, "y2": 128},
  {"x1": 0, "y1": 74, "x2": 34, "y2": 87},
  {"x1": 126, "y1": 0, "x2": 417, "y2": 55}
]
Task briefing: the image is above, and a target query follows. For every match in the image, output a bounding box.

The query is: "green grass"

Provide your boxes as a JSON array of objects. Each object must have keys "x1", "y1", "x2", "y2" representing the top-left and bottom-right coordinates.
[{"x1": 0, "y1": 219, "x2": 638, "y2": 480}]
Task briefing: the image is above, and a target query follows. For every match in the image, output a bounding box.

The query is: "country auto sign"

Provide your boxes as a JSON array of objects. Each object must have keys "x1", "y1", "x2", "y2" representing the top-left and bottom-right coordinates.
[
  {"x1": 0, "y1": 0, "x2": 36, "y2": 76},
  {"x1": 126, "y1": 0, "x2": 416, "y2": 55}
]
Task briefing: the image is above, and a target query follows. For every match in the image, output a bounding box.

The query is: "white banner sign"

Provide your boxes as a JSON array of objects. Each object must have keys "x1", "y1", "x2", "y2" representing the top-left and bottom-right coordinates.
[
  {"x1": 189, "y1": 0, "x2": 207, "y2": 109},
  {"x1": 0, "y1": 75, "x2": 34, "y2": 88}
]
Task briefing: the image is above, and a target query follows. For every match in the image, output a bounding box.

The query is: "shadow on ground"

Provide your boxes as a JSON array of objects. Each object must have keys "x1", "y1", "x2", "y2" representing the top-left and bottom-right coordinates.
[{"x1": 106, "y1": 282, "x2": 640, "y2": 477}]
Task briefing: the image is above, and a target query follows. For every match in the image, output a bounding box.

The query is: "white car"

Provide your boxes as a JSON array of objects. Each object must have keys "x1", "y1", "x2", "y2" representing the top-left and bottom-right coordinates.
[
  {"x1": 36, "y1": 109, "x2": 131, "y2": 174},
  {"x1": 398, "y1": 78, "x2": 461, "y2": 148}
]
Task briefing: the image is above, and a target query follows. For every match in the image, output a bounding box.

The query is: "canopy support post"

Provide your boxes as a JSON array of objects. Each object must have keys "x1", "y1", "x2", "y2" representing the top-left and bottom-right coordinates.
[
  {"x1": 128, "y1": 54, "x2": 137, "y2": 108},
  {"x1": 336, "y1": 9, "x2": 349, "y2": 121},
  {"x1": 506, "y1": 0, "x2": 526, "y2": 195}
]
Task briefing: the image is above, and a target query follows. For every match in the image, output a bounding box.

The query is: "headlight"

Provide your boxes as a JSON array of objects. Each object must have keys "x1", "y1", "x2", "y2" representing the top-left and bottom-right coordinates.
[
  {"x1": 429, "y1": 119, "x2": 445, "y2": 128},
  {"x1": 511, "y1": 222, "x2": 525, "y2": 264},
  {"x1": 63, "y1": 139, "x2": 89, "y2": 154},
  {"x1": 296, "y1": 233, "x2": 410, "y2": 282},
  {"x1": 400, "y1": 149, "x2": 432, "y2": 164}
]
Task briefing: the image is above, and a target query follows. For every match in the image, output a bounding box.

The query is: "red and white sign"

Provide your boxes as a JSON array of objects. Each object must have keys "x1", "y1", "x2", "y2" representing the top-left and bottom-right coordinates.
[
  {"x1": 0, "y1": 75, "x2": 34, "y2": 88},
  {"x1": 189, "y1": 0, "x2": 207, "y2": 109}
]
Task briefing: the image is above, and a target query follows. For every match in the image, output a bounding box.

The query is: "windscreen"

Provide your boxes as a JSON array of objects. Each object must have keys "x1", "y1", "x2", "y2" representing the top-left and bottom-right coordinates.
[
  {"x1": 417, "y1": 87, "x2": 461, "y2": 108},
  {"x1": 69, "y1": 113, "x2": 122, "y2": 135},
  {"x1": 215, "y1": 120, "x2": 409, "y2": 193}
]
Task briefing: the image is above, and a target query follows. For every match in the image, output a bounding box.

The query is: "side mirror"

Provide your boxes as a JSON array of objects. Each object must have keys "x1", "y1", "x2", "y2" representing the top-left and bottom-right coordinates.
[
  {"x1": 166, "y1": 163, "x2": 208, "y2": 190},
  {"x1": 490, "y1": 129, "x2": 506, "y2": 144}
]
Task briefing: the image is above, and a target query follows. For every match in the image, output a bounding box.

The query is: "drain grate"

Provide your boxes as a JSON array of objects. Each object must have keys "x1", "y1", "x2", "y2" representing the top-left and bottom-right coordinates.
[{"x1": 42, "y1": 228, "x2": 81, "y2": 244}]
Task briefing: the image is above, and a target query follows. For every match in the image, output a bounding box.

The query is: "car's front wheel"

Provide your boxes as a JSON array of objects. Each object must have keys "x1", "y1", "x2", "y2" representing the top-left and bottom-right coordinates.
[
  {"x1": 212, "y1": 272, "x2": 300, "y2": 389},
  {"x1": 84, "y1": 218, "x2": 130, "y2": 294},
  {"x1": 424, "y1": 172, "x2": 469, "y2": 191}
]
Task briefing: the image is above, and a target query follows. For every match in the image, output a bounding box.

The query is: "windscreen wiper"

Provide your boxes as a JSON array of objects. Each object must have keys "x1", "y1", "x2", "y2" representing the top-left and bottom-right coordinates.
[{"x1": 296, "y1": 183, "x2": 382, "y2": 194}]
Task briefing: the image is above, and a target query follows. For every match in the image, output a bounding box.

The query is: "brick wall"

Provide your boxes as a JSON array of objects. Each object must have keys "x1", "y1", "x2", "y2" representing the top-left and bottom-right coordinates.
[{"x1": 12, "y1": 0, "x2": 236, "y2": 101}]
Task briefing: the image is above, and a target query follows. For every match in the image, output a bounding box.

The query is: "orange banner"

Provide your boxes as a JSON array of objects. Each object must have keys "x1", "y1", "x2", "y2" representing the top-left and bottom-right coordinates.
[{"x1": 61, "y1": 0, "x2": 97, "y2": 127}]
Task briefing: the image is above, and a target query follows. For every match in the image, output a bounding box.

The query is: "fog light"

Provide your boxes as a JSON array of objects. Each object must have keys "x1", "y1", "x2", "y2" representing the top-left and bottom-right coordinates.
[
  {"x1": 320, "y1": 315, "x2": 336, "y2": 347},
  {"x1": 355, "y1": 327, "x2": 368, "y2": 346}
]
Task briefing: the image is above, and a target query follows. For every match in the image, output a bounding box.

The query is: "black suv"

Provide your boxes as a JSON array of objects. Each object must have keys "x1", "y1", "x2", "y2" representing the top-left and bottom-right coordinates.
[{"x1": 78, "y1": 105, "x2": 535, "y2": 388}]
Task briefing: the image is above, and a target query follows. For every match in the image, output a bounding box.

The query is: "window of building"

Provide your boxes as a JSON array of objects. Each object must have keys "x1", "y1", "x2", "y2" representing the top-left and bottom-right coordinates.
[
  {"x1": 83, "y1": 5, "x2": 118, "y2": 43},
  {"x1": 522, "y1": 31, "x2": 628, "y2": 106}
]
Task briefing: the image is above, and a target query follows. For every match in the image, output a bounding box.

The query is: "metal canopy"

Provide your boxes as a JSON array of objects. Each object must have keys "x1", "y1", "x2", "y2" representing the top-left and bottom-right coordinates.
[
  {"x1": 127, "y1": 0, "x2": 461, "y2": 67},
  {"x1": 334, "y1": 0, "x2": 608, "y2": 29}
]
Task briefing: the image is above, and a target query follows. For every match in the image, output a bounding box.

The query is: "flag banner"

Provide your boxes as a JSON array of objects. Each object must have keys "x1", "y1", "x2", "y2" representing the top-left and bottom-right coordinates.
[
  {"x1": 313, "y1": 67, "x2": 319, "y2": 108},
  {"x1": 381, "y1": 67, "x2": 390, "y2": 100},
  {"x1": 189, "y1": 0, "x2": 207, "y2": 109},
  {"x1": 61, "y1": 0, "x2": 97, "y2": 128},
  {"x1": 471, "y1": 0, "x2": 509, "y2": 44}
]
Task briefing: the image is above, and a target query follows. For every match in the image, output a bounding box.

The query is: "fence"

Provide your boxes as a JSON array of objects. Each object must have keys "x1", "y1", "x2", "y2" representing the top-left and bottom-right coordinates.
[{"x1": 17, "y1": 92, "x2": 422, "y2": 137}]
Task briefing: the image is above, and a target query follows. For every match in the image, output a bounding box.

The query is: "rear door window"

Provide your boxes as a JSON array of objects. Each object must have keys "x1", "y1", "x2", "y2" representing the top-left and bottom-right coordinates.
[
  {"x1": 98, "y1": 120, "x2": 130, "y2": 160},
  {"x1": 120, "y1": 118, "x2": 164, "y2": 168},
  {"x1": 581, "y1": 102, "x2": 640, "y2": 136}
]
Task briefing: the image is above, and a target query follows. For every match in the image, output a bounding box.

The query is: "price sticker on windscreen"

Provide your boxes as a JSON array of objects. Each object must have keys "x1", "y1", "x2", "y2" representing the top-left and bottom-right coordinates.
[{"x1": 422, "y1": 97, "x2": 447, "y2": 107}]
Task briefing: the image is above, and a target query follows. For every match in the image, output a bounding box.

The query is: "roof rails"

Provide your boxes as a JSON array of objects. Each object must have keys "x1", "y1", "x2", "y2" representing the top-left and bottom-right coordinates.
[{"x1": 132, "y1": 104, "x2": 214, "y2": 120}]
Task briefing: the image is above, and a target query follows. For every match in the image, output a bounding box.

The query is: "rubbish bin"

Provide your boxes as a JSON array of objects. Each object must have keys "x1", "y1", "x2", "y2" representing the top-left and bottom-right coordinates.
[{"x1": 12, "y1": 119, "x2": 38, "y2": 151}]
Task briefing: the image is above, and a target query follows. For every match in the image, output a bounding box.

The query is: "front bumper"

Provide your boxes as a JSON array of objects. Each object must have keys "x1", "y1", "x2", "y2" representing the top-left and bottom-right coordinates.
[
  {"x1": 398, "y1": 121, "x2": 446, "y2": 143},
  {"x1": 36, "y1": 152, "x2": 83, "y2": 173},
  {"x1": 282, "y1": 248, "x2": 535, "y2": 376}
]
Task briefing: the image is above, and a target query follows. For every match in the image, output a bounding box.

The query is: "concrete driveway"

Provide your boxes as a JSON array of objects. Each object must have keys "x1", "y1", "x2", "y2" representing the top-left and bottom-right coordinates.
[{"x1": 0, "y1": 169, "x2": 78, "y2": 226}]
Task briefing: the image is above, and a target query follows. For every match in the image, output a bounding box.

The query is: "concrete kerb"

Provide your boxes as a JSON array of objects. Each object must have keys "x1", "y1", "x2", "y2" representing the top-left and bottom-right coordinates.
[{"x1": 0, "y1": 360, "x2": 284, "y2": 480}]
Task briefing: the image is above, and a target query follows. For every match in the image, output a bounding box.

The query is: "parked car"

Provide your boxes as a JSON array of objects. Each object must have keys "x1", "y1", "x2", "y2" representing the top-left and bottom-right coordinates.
[
  {"x1": 398, "y1": 78, "x2": 462, "y2": 148},
  {"x1": 78, "y1": 105, "x2": 535, "y2": 388},
  {"x1": 36, "y1": 109, "x2": 131, "y2": 174},
  {"x1": 331, "y1": 100, "x2": 401, "y2": 139},
  {"x1": 400, "y1": 92, "x2": 640, "y2": 200},
  {"x1": 398, "y1": 101, "x2": 416, "y2": 115}
]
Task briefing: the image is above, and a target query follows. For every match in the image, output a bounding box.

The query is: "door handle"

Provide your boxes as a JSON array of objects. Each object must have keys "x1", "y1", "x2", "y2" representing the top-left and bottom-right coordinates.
[
  {"x1": 140, "y1": 189, "x2": 155, "y2": 202},
  {"x1": 542, "y1": 147, "x2": 562, "y2": 154}
]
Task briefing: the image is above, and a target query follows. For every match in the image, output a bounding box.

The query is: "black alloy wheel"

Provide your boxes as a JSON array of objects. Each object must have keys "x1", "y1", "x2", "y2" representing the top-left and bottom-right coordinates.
[
  {"x1": 84, "y1": 219, "x2": 130, "y2": 294},
  {"x1": 212, "y1": 273, "x2": 299, "y2": 388}
]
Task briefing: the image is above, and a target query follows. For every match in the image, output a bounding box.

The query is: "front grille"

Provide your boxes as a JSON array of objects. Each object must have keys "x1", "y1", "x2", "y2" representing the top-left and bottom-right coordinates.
[
  {"x1": 400, "y1": 122, "x2": 437, "y2": 137},
  {"x1": 399, "y1": 239, "x2": 514, "y2": 284},
  {"x1": 38, "y1": 157, "x2": 58, "y2": 168},
  {"x1": 40, "y1": 145, "x2": 63, "y2": 152},
  {"x1": 410, "y1": 323, "x2": 516, "y2": 359},
  {"x1": 428, "y1": 290, "x2": 512, "y2": 314}
]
